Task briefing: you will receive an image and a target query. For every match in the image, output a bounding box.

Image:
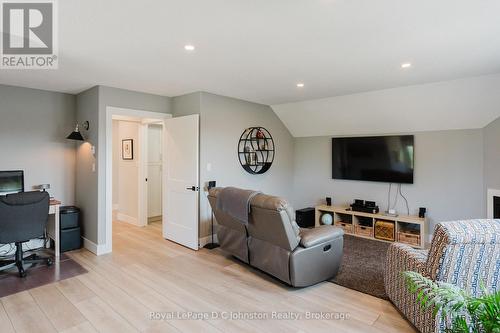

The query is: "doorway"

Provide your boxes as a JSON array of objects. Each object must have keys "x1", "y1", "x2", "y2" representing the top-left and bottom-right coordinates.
[
  {"x1": 147, "y1": 123, "x2": 163, "y2": 226},
  {"x1": 105, "y1": 107, "x2": 200, "y2": 253},
  {"x1": 111, "y1": 116, "x2": 164, "y2": 229}
]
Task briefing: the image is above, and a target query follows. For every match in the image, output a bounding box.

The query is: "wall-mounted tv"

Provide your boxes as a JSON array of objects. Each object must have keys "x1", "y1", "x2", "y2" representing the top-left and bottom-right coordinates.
[{"x1": 332, "y1": 135, "x2": 414, "y2": 184}]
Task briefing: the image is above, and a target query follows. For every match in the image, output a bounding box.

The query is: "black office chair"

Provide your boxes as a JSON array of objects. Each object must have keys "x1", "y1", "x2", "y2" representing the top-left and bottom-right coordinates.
[{"x1": 0, "y1": 191, "x2": 53, "y2": 277}]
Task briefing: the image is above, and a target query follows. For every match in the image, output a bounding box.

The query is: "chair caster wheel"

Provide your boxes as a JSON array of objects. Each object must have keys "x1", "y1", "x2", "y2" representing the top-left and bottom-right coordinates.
[
  {"x1": 47, "y1": 258, "x2": 53, "y2": 266},
  {"x1": 19, "y1": 269, "x2": 26, "y2": 278}
]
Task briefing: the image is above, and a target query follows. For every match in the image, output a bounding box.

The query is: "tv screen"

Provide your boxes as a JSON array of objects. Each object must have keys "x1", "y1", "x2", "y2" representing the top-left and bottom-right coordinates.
[
  {"x1": 0, "y1": 170, "x2": 24, "y2": 195},
  {"x1": 332, "y1": 135, "x2": 414, "y2": 183}
]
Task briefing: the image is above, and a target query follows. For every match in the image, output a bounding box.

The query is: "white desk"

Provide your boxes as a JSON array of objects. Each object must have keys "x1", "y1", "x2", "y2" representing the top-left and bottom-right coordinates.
[{"x1": 47, "y1": 200, "x2": 61, "y2": 258}]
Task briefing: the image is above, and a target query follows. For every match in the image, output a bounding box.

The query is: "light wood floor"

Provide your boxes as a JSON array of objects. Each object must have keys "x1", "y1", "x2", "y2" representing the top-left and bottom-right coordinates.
[{"x1": 0, "y1": 221, "x2": 417, "y2": 333}]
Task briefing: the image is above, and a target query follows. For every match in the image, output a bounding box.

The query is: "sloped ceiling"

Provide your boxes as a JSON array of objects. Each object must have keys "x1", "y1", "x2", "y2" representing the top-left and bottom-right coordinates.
[{"x1": 271, "y1": 74, "x2": 500, "y2": 137}]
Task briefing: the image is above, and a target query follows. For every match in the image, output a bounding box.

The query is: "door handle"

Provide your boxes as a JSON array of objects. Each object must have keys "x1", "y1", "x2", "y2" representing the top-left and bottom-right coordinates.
[{"x1": 186, "y1": 186, "x2": 199, "y2": 191}]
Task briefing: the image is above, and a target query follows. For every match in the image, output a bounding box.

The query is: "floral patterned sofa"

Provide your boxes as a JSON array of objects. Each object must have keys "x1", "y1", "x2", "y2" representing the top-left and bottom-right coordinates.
[{"x1": 384, "y1": 219, "x2": 500, "y2": 333}]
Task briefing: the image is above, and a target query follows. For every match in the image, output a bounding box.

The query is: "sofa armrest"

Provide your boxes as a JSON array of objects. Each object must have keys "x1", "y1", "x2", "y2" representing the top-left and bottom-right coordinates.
[
  {"x1": 384, "y1": 243, "x2": 434, "y2": 333},
  {"x1": 299, "y1": 225, "x2": 344, "y2": 248},
  {"x1": 290, "y1": 234, "x2": 344, "y2": 287},
  {"x1": 386, "y1": 243, "x2": 428, "y2": 274},
  {"x1": 385, "y1": 243, "x2": 428, "y2": 299}
]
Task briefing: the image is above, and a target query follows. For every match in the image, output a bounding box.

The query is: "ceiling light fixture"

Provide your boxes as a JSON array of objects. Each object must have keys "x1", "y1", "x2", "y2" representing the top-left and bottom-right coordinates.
[
  {"x1": 401, "y1": 63, "x2": 412, "y2": 69},
  {"x1": 184, "y1": 44, "x2": 195, "y2": 51},
  {"x1": 296, "y1": 83, "x2": 305, "y2": 88}
]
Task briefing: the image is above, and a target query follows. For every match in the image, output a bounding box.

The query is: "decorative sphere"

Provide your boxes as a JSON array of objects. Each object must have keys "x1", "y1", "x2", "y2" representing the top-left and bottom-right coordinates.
[{"x1": 321, "y1": 213, "x2": 333, "y2": 225}]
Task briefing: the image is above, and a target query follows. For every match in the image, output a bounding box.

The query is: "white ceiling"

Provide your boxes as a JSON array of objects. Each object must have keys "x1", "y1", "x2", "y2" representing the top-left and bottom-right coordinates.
[
  {"x1": 272, "y1": 74, "x2": 500, "y2": 137},
  {"x1": 1, "y1": 0, "x2": 500, "y2": 105}
]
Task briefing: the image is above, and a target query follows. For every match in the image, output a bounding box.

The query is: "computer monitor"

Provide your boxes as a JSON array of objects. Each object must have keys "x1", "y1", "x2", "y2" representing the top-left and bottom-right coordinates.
[{"x1": 0, "y1": 170, "x2": 24, "y2": 195}]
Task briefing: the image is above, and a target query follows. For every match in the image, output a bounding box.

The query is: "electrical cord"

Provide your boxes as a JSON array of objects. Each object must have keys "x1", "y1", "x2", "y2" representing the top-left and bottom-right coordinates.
[
  {"x1": 24, "y1": 236, "x2": 49, "y2": 253},
  {"x1": 392, "y1": 184, "x2": 399, "y2": 210},
  {"x1": 0, "y1": 231, "x2": 50, "y2": 259},
  {"x1": 387, "y1": 183, "x2": 402, "y2": 212},
  {"x1": 387, "y1": 183, "x2": 392, "y2": 212},
  {"x1": 398, "y1": 184, "x2": 410, "y2": 215},
  {"x1": 0, "y1": 243, "x2": 14, "y2": 258}
]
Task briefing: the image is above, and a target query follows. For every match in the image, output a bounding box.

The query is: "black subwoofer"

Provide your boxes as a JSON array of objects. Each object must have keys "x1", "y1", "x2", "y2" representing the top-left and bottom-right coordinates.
[{"x1": 296, "y1": 207, "x2": 315, "y2": 228}]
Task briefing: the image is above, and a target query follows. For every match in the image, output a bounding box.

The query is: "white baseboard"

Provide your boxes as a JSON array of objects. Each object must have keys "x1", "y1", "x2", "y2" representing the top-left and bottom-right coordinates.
[
  {"x1": 116, "y1": 212, "x2": 140, "y2": 226},
  {"x1": 199, "y1": 234, "x2": 219, "y2": 248},
  {"x1": 82, "y1": 237, "x2": 111, "y2": 256}
]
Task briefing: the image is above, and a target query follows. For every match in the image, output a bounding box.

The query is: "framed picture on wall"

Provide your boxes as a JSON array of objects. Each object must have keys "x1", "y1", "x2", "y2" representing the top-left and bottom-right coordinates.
[{"x1": 122, "y1": 139, "x2": 134, "y2": 160}]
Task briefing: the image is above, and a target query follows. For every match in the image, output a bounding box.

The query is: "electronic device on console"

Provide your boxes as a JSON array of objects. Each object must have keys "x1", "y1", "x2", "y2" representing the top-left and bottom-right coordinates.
[{"x1": 350, "y1": 199, "x2": 379, "y2": 214}]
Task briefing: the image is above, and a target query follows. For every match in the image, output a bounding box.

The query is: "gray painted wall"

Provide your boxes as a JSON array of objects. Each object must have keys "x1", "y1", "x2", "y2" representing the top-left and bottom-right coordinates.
[
  {"x1": 292, "y1": 129, "x2": 485, "y2": 237},
  {"x1": 171, "y1": 92, "x2": 201, "y2": 117},
  {"x1": 96, "y1": 86, "x2": 172, "y2": 244},
  {"x1": 1, "y1": 82, "x2": 494, "y2": 248},
  {"x1": 484, "y1": 116, "x2": 500, "y2": 192},
  {"x1": 1, "y1": 82, "x2": 493, "y2": 250},
  {"x1": 75, "y1": 86, "x2": 99, "y2": 243},
  {"x1": 172, "y1": 92, "x2": 295, "y2": 238},
  {"x1": 75, "y1": 85, "x2": 171, "y2": 245},
  {"x1": 0, "y1": 84, "x2": 76, "y2": 204}
]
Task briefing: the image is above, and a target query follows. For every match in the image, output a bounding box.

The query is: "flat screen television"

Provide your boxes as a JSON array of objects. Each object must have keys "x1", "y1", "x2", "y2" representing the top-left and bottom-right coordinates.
[
  {"x1": 332, "y1": 135, "x2": 414, "y2": 184},
  {"x1": 0, "y1": 170, "x2": 24, "y2": 195}
]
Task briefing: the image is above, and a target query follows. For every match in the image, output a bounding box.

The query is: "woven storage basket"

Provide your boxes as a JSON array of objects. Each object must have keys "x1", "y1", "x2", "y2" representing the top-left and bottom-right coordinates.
[
  {"x1": 374, "y1": 220, "x2": 395, "y2": 241},
  {"x1": 335, "y1": 221, "x2": 353, "y2": 234},
  {"x1": 355, "y1": 225, "x2": 373, "y2": 237},
  {"x1": 398, "y1": 231, "x2": 420, "y2": 246}
]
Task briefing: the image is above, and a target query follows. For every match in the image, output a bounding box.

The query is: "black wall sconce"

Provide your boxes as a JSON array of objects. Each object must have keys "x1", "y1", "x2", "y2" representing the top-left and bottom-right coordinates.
[{"x1": 67, "y1": 121, "x2": 90, "y2": 141}]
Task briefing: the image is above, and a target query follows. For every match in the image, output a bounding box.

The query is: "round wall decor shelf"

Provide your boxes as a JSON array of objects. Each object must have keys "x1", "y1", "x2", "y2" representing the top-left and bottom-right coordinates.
[{"x1": 238, "y1": 127, "x2": 275, "y2": 174}]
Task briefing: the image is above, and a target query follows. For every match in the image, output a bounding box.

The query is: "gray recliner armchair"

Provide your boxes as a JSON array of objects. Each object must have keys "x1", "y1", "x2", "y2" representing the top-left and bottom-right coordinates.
[
  {"x1": 208, "y1": 187, "x2": 250, "y2": 264},
  {"x1": 208, "y1": 187, "x2": 344, "y2": 287}
]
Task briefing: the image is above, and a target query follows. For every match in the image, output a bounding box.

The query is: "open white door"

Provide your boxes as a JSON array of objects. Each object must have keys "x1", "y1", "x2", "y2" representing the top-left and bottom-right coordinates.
[{"x1": 163, "y1": 114, "x2": 199, "y2": 250}]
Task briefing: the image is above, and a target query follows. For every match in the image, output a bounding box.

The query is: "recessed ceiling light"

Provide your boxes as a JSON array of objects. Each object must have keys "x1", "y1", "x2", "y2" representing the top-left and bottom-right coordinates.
[
  {"x1": 296, "y1": 83, "x2": 305, "y2": 88},
  {"x1": 401, "y1": 63, "x2": 412, "y2": 69},
  {"x1": 184, "y1": 45, "x2": 195, "y2": 51}
]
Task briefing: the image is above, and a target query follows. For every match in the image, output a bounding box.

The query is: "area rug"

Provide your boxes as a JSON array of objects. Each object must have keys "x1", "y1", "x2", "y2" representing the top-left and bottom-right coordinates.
[
  {"x1": 330, "y1": 235, "x2": 390, "y2": 299},
  {"x1": 0, "y1": 252, "x2": 87, "y2": 298}
]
